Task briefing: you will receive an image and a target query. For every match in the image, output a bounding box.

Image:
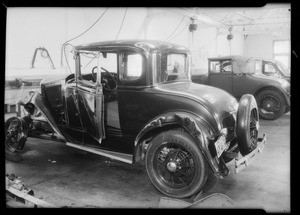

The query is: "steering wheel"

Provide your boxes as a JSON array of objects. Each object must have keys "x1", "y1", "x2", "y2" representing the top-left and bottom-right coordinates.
[
  {"x1": 92, "y1": 66, "x2": 97, "y2": 82},
  {"x1": 101, "y1": 67, "x2": 117, "y2": 90},
  {"x1": 92, "y1": 66, "x2": 117, "y2": 90}
]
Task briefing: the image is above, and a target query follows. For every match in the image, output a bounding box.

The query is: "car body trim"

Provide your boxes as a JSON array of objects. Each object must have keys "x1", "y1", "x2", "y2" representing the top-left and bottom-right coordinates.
[{"x1": 66, "y1": 142, "x2": 133, "y2": 164}]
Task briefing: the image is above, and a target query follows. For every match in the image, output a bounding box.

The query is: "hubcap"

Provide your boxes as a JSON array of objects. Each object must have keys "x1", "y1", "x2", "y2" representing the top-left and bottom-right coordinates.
[
  {"x1": 261, "y1": 96, "x2": 279, "y2": 113},
  {"x1": 154, "y1": 143, "x2": 195, "y2": 188},
  {"x1": 167, "y1": 161, "x2": 177, "y2": 172}
]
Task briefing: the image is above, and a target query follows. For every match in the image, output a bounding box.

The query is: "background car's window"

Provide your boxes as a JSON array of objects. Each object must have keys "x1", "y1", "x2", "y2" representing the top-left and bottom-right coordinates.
[
  {"x1": 254, "y1": 60, "x2": 262, "y2": 74},
  {"x1": 210, "y1": 60, "x2": 231, "y2": 73},
  {"x1": 264, "y1": 63, "x2": 276, "y2": 75},
  {"x1": 159, "y1": 53, "x2": 188, "y2": 83},
  {"x1": 121, "y1": 53, "x2": 143, "y2": 81}
]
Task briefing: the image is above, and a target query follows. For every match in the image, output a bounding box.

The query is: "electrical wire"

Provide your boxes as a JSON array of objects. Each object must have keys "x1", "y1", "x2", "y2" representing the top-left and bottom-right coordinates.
[
  {"x1": 63, "y1": 43, "x2": 74, "y2": 74},
  {"x1": 115, "y1": 7, "x2": 128, "y2": 40},
  {"x1": 165, "y1": 15, "x2": 186, "y2": 41},
  {"x1": 191, "y1": 34, "x2": 219, "y2": 53},
  {"x1": 167, "y1": 22, "x2": 190, "y2": 42},
  {"x1": 60, "y1": 7, "x2": 109, "y2": 68}
]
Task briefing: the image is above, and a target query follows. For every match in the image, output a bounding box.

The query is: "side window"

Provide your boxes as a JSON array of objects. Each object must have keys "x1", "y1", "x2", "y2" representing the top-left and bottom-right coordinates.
[
  {"x1": 121, "y1": 53, "x2": 143, "y2": 81},
  {"x1": 254, "y1": 60, "x2": 262, "y2": 73},
  {"x1": 264, "y1": 63, "x2": 276, "y2": 74},
  {"x1": 210, "y1": 61, "x2": 221, "y2": 73},
  {"x1": 210, "y1": 60, "x2": 231, "y2": 73}
]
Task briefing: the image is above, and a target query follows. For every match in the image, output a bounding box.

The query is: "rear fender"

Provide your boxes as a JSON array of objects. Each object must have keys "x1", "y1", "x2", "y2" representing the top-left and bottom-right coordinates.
[
  {"x1": 134, "y1": 111, "x2": 228, "y2": 178},
  {"x1": 18, "y1": 91, "x2": 65, "y2": 139}
]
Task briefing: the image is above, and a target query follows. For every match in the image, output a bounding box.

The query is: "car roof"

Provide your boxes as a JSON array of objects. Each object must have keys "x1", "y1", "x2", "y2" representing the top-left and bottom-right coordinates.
[
  {"x1": 75, "y1": 39, "x2": 190, "y2": 54},
  {"x1": 208, "y1": 55, "x2": 254, "y2": 63}
]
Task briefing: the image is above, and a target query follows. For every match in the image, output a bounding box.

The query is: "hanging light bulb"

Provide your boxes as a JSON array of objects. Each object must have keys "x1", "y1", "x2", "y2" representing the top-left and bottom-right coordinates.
[
  {"x1": 189, "y1": 17, "x2": 198, "y2": 32},
  {"x1": 227, "y1": 27, "x2": 234, "y2": 41}
]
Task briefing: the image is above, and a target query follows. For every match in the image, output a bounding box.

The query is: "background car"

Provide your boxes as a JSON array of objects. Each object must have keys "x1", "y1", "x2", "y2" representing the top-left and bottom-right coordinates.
[
  {"x1": 192, "y1": 55, "x2": 290, "y2": 120},
  {"x1": 262, "y1": 59, "x2": 290, "y2": 83}
]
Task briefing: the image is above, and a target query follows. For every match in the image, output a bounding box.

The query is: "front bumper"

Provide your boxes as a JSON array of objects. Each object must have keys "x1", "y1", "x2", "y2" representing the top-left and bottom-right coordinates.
[{"x1": 234, "y1": 134, "x2": 267, "y2": 174}]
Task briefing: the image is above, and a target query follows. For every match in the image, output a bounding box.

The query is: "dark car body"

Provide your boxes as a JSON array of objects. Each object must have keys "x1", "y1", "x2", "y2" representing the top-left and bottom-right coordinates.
[
  {"x1": 262, "y1": 59, "x2": 291, "y2": 83},
  {"x1": 6, "y1": 41, "x2": 266, "y2": 199},
  {"x1": 192, "y1": 55, "x2": 290, "y2": 120}
]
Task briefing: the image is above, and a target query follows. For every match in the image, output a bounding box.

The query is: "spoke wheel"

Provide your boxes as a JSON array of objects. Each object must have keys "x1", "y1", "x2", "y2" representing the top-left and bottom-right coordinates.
[
  {"x1": 146, "y1": 130, "x2": 207, "y2": 199},
  {"x1": 154, "y1": 143, "x2": 195, "y2": 188},
  {"x1": 5, "y1": 117, "x2": 28, "y2": 152},
  {"x1": 256, "y1": 90, "x2": 286, "y2": 120}
]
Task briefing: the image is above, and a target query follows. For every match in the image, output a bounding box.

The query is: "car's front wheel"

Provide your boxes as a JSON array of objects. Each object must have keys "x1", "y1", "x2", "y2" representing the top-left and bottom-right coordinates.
[
  {"x1": 145, "y1": 130, "x2": 207, "y2": 199},
  {"x1": 256, "y1": 90, "x2": 286, "y2": 120},
  {"x1": 5, "y1": 117, "x2": 28, "y2": 152}
]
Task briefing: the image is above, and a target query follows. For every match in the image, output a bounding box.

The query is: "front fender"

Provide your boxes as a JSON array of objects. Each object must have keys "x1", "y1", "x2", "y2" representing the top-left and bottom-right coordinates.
[
  {"x1": 18, "y1": 91, "x2": 65, "y2": 140},
  {"x1": 134, "y1": 111, "x2": 228, "y2": 178}
]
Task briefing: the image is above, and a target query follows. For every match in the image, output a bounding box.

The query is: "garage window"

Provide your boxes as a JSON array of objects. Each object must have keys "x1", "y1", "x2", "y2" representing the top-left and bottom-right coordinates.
[{"x1": 273, "y1": 40, "x2": 290, "y2": 69}]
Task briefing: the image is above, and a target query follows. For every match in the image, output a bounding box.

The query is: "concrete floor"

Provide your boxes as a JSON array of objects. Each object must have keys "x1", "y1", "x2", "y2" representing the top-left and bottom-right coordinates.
[{"x1": 5, "y1": 113, "x2": 290, "y2": 211}]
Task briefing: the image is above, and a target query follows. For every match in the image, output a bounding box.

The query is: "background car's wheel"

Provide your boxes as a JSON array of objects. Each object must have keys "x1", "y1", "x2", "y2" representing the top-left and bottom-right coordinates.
[
  {"x1": 5, "y1": 117, "x2": 28, "y2": 153},
  {"x1": 145, "y1": 130, "x2": 207, "y2": 199},
  {"x1": 256, "y1": 90, "x2": 286, "y2": 120},
  {"x1": 237, "y1": 94, "x2": 259, "y2": 156}
]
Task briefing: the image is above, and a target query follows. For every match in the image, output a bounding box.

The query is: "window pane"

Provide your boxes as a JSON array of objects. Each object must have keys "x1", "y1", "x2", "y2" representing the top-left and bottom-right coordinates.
[
  {"x1": 160, "y1": 54, "x2": 188, "y2": 82},
  {"x1": 124, "y1": 54, "x2": 143, "y2": 80},
  {"x1": 274, "y1": 56, "x2": 289, "y2": 69},
  {"x1": 274, "y1": 41, "x2": 290, "y2": 54}
]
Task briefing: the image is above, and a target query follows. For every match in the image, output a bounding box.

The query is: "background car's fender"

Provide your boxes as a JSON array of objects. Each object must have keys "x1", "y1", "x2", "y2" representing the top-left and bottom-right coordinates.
[
  {"x1": 253, "y1": 84, "x2": 290, "y2": 107},
  {"x1": 133, "y1": 111, "x2": 229, "y2": 178}
]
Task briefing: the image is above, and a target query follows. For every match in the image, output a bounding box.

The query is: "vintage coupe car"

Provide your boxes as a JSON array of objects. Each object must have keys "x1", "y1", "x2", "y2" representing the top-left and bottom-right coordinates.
[
  {"x1": 5, "y1": 40, "x2": 266, "y2": 199},
  {"x1": 192, "y1": 55, "x2": 290, "y2": 120},
  {"x1": 262, "y1": 59, "x2": 291, "y2": 83}
]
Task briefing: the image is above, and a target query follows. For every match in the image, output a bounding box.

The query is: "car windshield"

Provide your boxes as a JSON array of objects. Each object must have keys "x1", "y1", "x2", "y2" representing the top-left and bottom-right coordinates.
[
  {"x1": 276, "y1": 60, "x2": 290, "y2": 76},
  {"x1": 78, "y1": 51, "x2": 118, "y2": 77},
  {"x1": 158, "y1": 53, "x2": 189, "y2": 83}
]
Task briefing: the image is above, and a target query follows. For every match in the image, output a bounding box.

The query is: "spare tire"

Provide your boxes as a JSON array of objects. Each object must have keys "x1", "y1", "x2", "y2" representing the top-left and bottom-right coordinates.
[
  {"x1": 5, "y1": 117, "x2": 28, "y2": 153},
  {"x1": 236, "y1": 94, "x2": 259, "y2": 156}
]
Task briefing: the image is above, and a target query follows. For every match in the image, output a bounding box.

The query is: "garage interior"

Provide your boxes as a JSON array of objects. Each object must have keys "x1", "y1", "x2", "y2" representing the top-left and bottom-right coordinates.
[{"x1": 5, "y1": 5, "x2": 290, "y2": 211}]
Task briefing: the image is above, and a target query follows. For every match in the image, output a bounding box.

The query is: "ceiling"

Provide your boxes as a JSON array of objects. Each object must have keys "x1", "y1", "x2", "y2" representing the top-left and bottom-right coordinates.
[{"x1": 177, "y1": 4, "x2": 291, "y2": 36}]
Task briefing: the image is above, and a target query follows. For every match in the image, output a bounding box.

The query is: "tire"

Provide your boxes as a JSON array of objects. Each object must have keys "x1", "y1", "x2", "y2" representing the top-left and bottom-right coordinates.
[
  {"x1": 237, "y1": 94, "x2": 259, "y2": 156},
  {"x1": 5, "y1": 117, "x2": 28, "y2": 153},
  {"x1": 256, "y1": 90, "x2": 286, "y2": 120},
  {"x1": 145, "y1": 130, "x2": 208, "y2": 199}
]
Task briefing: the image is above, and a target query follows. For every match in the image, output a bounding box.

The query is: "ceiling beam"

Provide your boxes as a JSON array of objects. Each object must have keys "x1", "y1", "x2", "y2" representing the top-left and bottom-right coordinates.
[{"x1": 174, "y1": 8, "x2": 231, "y2": 27}]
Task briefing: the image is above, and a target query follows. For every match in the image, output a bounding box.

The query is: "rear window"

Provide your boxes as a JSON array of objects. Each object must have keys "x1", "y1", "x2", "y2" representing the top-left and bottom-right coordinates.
[{"x1": 158, "y1": 53, "x2": 188, "y2": 83}]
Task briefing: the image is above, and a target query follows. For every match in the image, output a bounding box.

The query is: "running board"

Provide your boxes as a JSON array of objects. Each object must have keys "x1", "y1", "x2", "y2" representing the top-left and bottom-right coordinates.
[{"x1": 66, "y1": 142, "x2": 133, "y2": 164}]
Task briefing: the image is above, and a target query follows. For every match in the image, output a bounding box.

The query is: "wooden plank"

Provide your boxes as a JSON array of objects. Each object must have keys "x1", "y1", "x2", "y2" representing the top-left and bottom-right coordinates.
[{"x1": 6, "y1": 186, "x2": 57, "y2": 208}]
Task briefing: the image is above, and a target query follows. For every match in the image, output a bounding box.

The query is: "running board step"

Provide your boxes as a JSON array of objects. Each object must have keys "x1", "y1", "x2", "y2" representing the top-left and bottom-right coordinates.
[{"x1": 66, "y1": 142, "x2": 133, "y2": 164}]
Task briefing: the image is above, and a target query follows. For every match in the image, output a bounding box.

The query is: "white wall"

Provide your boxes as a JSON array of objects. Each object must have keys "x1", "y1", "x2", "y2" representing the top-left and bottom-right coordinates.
[
  {"x1": 244, "y1": 34, "x2": 273, "y2": 58},
  {"x1": 7, "y1": 7, "x2": 286, "y2": 79}
]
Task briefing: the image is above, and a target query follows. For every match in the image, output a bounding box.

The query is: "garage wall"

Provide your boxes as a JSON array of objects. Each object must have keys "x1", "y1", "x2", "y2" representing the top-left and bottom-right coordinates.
[{"x1": 244, "y1": 34, "x2": 273, "y2": 58}]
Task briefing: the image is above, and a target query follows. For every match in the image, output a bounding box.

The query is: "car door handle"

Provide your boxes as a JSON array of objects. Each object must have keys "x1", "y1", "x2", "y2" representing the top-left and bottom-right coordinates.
[{"x1": 235, "y1": 73, "x2": 244, "y2": 76}]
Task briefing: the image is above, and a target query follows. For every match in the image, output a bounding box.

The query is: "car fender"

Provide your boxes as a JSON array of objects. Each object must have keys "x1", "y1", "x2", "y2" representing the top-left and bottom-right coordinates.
[
  {"x1": 18, "y1": 91, "x2": 65, "y2": 140},
  {"x1": 253, "y1": 83, "x2": 290, "y2": 107},
  {"x1": 134, "y1": 111, "x2": 228, "y2": 178}
]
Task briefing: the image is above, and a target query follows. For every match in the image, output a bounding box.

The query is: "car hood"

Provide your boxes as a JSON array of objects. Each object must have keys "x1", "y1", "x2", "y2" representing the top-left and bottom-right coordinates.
[{"x1": 158, "y1": 82, "x2": 239, "y2": 119}]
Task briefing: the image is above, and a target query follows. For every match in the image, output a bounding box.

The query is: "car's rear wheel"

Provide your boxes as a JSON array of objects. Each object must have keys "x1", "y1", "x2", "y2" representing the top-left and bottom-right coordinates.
[
  {"x1": 256, "y1": 90, "x2": 286, "y2": 120},
  {"x1": 237, "y1": 94, "x2": 259, "y2": 156},
  {"x1": 145, "y1": 130, "x2": 207, "y2": 199},
  {"x1": 5, "y1": 117, "x2": 28, "y2": 152}
]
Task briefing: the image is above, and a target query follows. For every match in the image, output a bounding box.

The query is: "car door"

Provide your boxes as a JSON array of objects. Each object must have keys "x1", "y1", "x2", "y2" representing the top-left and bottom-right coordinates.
[
  {"x1": 65, "y1": 51, "x2": 105, "y2": 145},
  {"x1": 208, "y1": 60, "x2": 233, "y2": 94}
]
